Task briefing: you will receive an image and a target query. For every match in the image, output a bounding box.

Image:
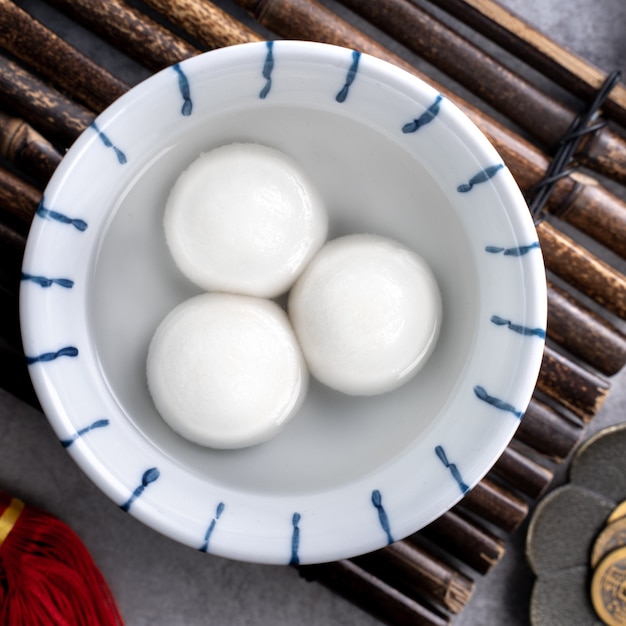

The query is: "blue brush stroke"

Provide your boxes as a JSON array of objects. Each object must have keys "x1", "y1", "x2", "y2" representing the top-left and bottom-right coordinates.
[
  {"x1": 435, "y1": 445, "x2": 470, "y2": 495},
  {"x1": 402, "y1": 94, "x2": 443, "y2": 133},
  {"x1": 474, "y1": 385, "x2": 523, "y2": 419},
  {"x1": 120, "y1": 467, "x2": 160, "y2": 512},
  {"x1": 260, "y1": 41, "x2": 274, "y2": 99},
  {"x1": 91, "y1": 121, "x2": 127, "y2": 164},
  {"x1": 371, "y1": 489, "x2": 394, "y2": 545},
  {"x1": 173, "y1": 63, "x2": 192, "y2": 116},
  {"x1": 61, "y1": 418, "x2": 109, "y2": 448},
  {"x1": 199, "y1": 502, "x2": 225, "y2": 553},
  {"x1": 485, "y1": 242, "x2": 540, "y2": 256},
  {"x1": 26, "y1": 346, "x2": 78, "y2": 365},
  {"x1": 21, "y1": 272, "x2": 74, "y2": 289},
  {"x1": 36, "y1": 198, "x2": 87, "y2": 231},
  {"x1": 289, "y1": 512, "x2": 301, "y2": 565},
  {"x1": 457, "y1": 163, "x2": 504, "y2": 192},
  {"x1": 490, "y1": 315, "x2": 546, "y2": 339},
  {"x1": 336, "y1": 50, "x2": 361, "y2": 103}
]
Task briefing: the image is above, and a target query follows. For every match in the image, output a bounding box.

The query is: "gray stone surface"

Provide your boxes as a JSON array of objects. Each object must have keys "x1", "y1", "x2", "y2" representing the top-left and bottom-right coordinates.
[{"x1": 6, "y1": 0, "x2": 626, "y2": 624}]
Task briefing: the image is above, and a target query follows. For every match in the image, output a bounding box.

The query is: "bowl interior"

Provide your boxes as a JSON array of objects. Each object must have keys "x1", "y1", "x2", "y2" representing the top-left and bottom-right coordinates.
[
  {"x1": 90, "y1": 104, "x2": 478, "y2": 494},
  {"x1": 21, "y1": 41, "x2": 546, "y2": 564}
]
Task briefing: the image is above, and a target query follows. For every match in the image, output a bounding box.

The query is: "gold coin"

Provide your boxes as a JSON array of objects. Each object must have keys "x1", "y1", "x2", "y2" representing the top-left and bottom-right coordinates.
[
  {"x1": 592, "y1": 517, "x2": 626, "y2": 569},
  {"x1": 591, "y1": 545, "x2": 626, "y2": 626},
  {"x1": 609, "y1": 501, "x2": 626, "y2": 525}
]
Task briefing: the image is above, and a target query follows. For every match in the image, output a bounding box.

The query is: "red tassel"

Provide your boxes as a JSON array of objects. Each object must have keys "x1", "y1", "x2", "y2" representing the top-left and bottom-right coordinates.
[{"x1": 0, "y1": 491, "x2": 125, "y2": 625}]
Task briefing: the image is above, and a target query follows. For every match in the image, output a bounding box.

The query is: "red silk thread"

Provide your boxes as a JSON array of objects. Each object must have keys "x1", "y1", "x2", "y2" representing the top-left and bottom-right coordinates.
[{"x1": 0, "y1": 491, "x2": 125, "y2": 626}]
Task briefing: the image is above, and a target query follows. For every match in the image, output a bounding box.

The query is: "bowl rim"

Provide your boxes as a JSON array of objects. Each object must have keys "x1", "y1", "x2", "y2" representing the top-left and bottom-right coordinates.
[{"x1": 20, "y1": 40, "x2": 547, "y2": 565}]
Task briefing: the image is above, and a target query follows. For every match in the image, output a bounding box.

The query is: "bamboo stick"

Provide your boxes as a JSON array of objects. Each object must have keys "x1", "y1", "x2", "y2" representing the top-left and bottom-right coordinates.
[
  {"x1": 353, "y1": 541, "x2": 474, "y2": 614},
  {"x1": 234, "y1": 0, "x2": 349, "y2": 47},
  {"x1": 0, "y1": 222, "x2": 26, "y2": 298},
  {"x1": 0, "y1": 220, "x2": 25, "y2": 259},
  {"x1": 0, "y1": 111, "x2": 62, "y2": 185},
  {"x1": 0, "y1": 53, "x2": 94, "y2": 147},
  {"x1": 516, "y1": 399, "x2": 584, "y2": 462},
  {"x1": 428, "y1": 0, "x2": 626, "y2": 128},
  {"x1": 458, "y1": 477, "x2": 528, "y2": 533},
  {"x1": 547, "y1": 281, "x2": 626, "y2": 377},
  {"x1": 0, "y1": 338, "x2": 38, "y2": 409},
  {"x1": 45, "y1": 0, "x2": 199, "y2": 71},
  {"x1": 0, "y1": 165, "x2": 41, "y2": 237},
  {"x1": 556, "y1": 172, "x2": 626, "y2": 261},
  {"x1": 0, "y1": 282, "x2": 20, "y2": 345},
  {"x1": 536, "y1": 346, "x2": 611, "y2": 423},
  {"x1": 0, "y1": 0, "x2": 128, "y2": 112},
  {"x1": 236, "y1": 0, "x2": 626, "y2": 185},
  {"x1": 418, "y1": 510, "x2": 505, "y2": 575},
  {"x1": 490, "y1": 445, "x2": 554, "y2": 499},
  {"x1": 141, "y1": 0, "x2": 261, "y2": 50},
  {"x1": 538, "y1": 221, "x2": 626, "y2": 320},
  {"x1": 299, "y1": 560, "x2": 450, "y2": 626}
]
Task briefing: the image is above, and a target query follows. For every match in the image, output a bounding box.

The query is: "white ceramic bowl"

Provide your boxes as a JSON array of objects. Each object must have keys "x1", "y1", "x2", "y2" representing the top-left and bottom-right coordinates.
[{"x1": 20, "y1": 41, "x2": 546, "y2": 565}]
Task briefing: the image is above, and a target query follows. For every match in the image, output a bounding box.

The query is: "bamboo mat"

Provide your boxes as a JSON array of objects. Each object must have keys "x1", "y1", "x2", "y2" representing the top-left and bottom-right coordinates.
[{"x1": 1, "y1": 1, "x2": 626, "y2": 624}]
